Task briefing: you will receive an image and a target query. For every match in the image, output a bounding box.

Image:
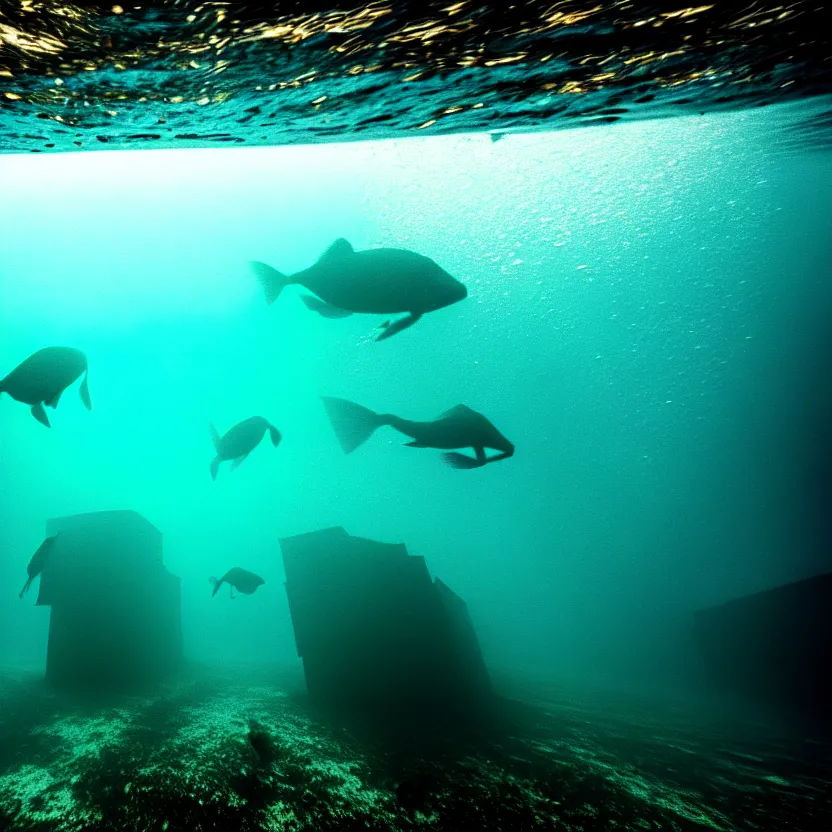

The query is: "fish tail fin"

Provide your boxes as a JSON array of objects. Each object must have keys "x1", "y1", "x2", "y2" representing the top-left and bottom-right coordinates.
[
  {"x1": 19, "y1": 577, "x2": 33, "y2": 599},
  {"x1": 321, "y1": 396, "x2": 383, "y2": 454},
  {"x1": 209, "y1": 576, "x2": 221, "y2": 597},
  {"x1": 79, "y1": 369, "x2": 91, "y2": 411},
  {"x1": 250, "y1": 261, "x2": 289, "y2": 305},
  {"x1": 210, "y1": 425, "x2": 222, "y2": 479}
]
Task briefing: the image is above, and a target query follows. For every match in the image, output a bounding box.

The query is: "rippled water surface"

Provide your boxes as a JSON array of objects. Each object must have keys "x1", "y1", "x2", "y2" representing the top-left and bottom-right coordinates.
[{"x1": 1, "y1": 1, "x2": 831, "y2": 152}]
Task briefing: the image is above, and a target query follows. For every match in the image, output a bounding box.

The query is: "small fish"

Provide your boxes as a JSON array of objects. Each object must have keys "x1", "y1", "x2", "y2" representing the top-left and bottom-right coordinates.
[
  {"x1": 210, "y1": 416, "x2": 281, "y2": 481},
  {"x1": 209, "y1": 568, "x2": 265, "y2": 599},
  {"x1": 0, "y1": 347, "x2": 91, "y2": 427},
  {"x1": 19, "y1": 534, "x2": 59, "y2": 599},
  {"x1": 250, "y1": 238, "x2": 467, "y2": 341},
  {"x1": 321, "y1": 397, "x2": 514, "y2": 468}
]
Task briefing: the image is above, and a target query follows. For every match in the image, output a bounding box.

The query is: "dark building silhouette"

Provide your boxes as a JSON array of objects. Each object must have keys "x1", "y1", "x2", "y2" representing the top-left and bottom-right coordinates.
[
  {"x1": 280, "y1": 527, "x2": 491, "y2": 719},
  {"x1": 37, "y1": 510, "x2": 183, "y2": 689},
  {"x1": 694, "y1": 573, "x2": 832, "y2": 722}
]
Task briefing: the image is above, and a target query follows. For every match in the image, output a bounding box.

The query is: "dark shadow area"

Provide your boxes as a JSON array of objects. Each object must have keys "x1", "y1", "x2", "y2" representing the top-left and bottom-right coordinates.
[
  {"x1": 797, "y1": 306, "x2": 832, "y2": 578},
  {"x1": 694, "y1": 573, "x2": 832, "y2": 731}
]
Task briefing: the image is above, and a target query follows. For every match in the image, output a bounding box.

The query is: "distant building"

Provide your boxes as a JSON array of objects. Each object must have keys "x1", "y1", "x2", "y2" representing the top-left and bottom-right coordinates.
[
  {"x1": 37, "y1": 510, "x2": 183, "y2": 689},
  {"x1": 694, "y1": 572, "x2": 832, "y2": 723},
  {"x1": 280, "y1": 526, "x2": 491, "y2": 719}
]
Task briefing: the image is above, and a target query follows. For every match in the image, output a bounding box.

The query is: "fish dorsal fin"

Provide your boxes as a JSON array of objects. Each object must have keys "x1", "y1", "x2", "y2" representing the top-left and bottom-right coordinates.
[
  {"x1": 318, "y1": 238, "x2": 354, "y2": 264},
  {"x1": 439, "y1": 404, "x2": 479, "y2": 420}
]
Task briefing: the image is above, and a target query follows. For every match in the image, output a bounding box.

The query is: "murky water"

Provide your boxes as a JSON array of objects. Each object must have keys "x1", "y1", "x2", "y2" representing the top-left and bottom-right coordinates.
[{"x1": 1, "y1": 93, "x2": 830, "y2": 830}]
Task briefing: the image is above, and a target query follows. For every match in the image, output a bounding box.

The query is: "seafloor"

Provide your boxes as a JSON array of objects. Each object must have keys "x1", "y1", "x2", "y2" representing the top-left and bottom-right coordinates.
[{"x1": 0, "y1": 667, "x2": 829, "y2": 832}]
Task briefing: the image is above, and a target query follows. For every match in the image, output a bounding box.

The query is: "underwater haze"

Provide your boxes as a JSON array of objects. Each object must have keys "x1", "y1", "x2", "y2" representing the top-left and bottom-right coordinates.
[{"x1": 1, "y1": 100, "x2": 831, "y2": 830}]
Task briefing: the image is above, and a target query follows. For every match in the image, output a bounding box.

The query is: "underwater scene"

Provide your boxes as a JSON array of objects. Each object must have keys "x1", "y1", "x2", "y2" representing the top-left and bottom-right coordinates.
[{"x1": 2, "y1": 3, "x2": 832, "y2": 829}]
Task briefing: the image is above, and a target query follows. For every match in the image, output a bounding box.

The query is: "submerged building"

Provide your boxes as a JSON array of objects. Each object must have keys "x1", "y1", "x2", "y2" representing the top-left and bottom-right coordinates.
[
  {"x1": 280, "y1": 527, "x2": 491, "y2": 718},
  {"x1": 36, "y1": 510, "x2": 183, "y2": 689},
  {"x1": 694, "y1": 572, "x2": 832, "y2": 722}
]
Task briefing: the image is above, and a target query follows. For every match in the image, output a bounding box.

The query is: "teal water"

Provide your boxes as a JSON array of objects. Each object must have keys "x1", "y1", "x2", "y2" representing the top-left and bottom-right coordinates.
[
  {"x1": 1, "y1": 101, "x2": 831, "y2": 832},
  {"x1": 1, "y1": 102, "x2": 831, "y2": 680}
]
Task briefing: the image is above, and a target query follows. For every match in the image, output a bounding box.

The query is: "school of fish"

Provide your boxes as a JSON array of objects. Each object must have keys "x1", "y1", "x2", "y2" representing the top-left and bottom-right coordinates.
[{"x1": 3, "y1": 239, "x2": 514, "y2": 599}]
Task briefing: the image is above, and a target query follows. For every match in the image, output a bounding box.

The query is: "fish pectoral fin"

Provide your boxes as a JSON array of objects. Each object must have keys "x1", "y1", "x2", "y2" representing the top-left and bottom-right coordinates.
[
  {"x1": 31, "y1": 403, "x2": 50, "y2": 428},
  {"x1": 375, "y1": 312, "x2": 422, "y2": 342},
  {"x1": 404, "y1": 440, "x2": 429, "y2": 447},
  {"x1": 300, "y1": 294, "x2": 353, "y2": 319},
  {"x1": 231, "y1": 453, "x2": 251, "y2": 471},
  {"x1": 441, "y1": 452, "x2": 486, "y2": 470},
  {"x1": 46, "y1": 389, "x2": 63, "y2": 409},
  {"x1": 475, "y1": 446, "x2": 487, "y2": 465},
  {"x1": 79, "y1": 372, "x2": 91, "y2": 411}
]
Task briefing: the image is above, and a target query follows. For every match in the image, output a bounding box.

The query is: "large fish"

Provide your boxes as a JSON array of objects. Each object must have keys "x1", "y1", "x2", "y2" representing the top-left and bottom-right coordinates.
[
  {"x1": 322, "y1": 397, "x2": 515, "y2": 469},
  {"x1": 210, "y1": 416, "x2": 281, "y2": 481},
  {"x1": 0, "y1": 347, "x2": 91, "y2": 427},
  {"x1": 210, "y1": 567, "x2": 265, "y2": 599},
  {"x1": 250, "y1": 238, "x2": 467, "y2": 341},
  {"x1": 19, "y1": 534, "x2": 59, "y2": 599}
]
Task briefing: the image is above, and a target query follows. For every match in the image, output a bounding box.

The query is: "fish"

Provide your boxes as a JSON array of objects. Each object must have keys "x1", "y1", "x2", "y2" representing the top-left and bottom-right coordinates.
[
  {"x1": 250, "y1": 238, "x2": 467, "y2": 341},
  {"x1": 19, "y1": 534, "x2": 59, "y2": 599},
  {"x1": 210, "y1": 416, "x2": 281, "y2": 481},
  {"x1": 209, "y1": 568, "x2": 265, "y2": 599},
  {"x1": 0, "y1": 347, "x2": 91, "y2": 427},
  {"x1": 321, "y1": 397, "x2": 515, "y2": 469}
]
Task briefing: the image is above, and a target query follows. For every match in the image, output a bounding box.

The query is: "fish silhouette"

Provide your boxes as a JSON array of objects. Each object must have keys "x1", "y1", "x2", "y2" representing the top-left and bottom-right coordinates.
[
  {"x1": 250, "y1": 238, "x2": 467, "y2": 341},
  {"x1": 19, "y1": 534, "x2": 59, "y2": 599},
  {"x1": 322, "y1": 397, "x2": 514, "y2": 468},
  {"x1": 1, "y1": 347, "x2": 91, "y2": 427},
  {"x1": 209, "y1": 417, "x2": 281, "y2": 481},
  {"x1": 210, "y1": 568, "x2": 265, "y2": 599}
]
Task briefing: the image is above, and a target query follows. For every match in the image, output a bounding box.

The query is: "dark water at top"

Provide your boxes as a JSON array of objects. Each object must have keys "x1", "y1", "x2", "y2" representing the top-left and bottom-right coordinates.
[{"x1": 1, "y1": 1, "x2": 831, "y2": 152}]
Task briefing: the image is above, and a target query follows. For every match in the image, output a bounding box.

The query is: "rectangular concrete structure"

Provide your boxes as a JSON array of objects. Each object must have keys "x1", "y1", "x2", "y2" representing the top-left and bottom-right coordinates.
[
  {"x1": 280, "y1": 526, "x2": 491, "y2": 718},
  {"x1": 694, "y1": 572, "x2": 832, "y2": 721},
  {"x1": 38, "y1": 510, "x2": 183, "y2": 689}
]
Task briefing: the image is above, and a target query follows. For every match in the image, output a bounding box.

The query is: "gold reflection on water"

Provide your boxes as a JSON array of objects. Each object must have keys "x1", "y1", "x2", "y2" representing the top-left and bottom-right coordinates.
[
  {"x1": 0, "y1": 1, "x2": 824, "y2": 143},
  {"x1": 541, "y1": 4, "x2": 604, "y2": 30},
  {"x1": 246, "y1": 4, "x2": 393, "y2": 46},
  {"x1": 662, "y1": 5, "x2": 714, "y2": 19},
  {"x1": 0, "y1": 22, "x2": 67, "y2": 56}
]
